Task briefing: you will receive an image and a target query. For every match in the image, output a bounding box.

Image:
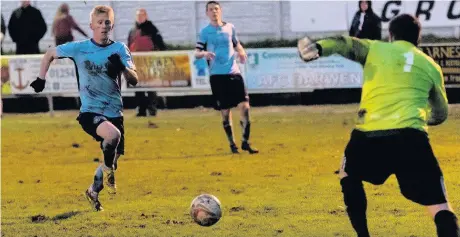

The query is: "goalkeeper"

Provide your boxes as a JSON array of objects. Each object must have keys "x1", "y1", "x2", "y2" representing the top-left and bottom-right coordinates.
[{"x1": 298, "y1": 14, "x2": 458, "y2": 237}]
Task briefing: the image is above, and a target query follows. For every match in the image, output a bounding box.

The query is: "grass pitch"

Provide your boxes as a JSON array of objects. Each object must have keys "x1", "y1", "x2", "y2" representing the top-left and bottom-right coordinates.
[{"x1": 2, "y1": 105, "x2": 460, "y2": 237}]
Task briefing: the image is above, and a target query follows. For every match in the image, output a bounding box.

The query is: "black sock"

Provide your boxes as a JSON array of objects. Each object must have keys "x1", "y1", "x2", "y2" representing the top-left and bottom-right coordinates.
[
  {"x1": 222, "y1": 121, "x2": 235, "y2": 145},
  {"x1": 240, "y1": 120, "x2": 251, "y2": 143},
  {"x1": 435, "y1": 210, "x2": 460, "y2": 237},
  {"x1": 102, "y1": 142, "x2": 117, "y2": 168},
  {"x1": 341, "y1": 177, "x2": 370, "y2": 237}
]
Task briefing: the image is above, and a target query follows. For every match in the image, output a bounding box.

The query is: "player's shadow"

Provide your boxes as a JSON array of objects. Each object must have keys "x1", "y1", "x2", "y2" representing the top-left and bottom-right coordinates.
[{"x1": 51, "y1": 211, "x2": 84, "y2": 221}]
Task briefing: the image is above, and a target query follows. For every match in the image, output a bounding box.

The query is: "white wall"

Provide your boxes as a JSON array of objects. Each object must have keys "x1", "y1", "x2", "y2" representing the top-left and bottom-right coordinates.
[{"x1": 1, "y1": 0, "x2": 458, "y2": 53}]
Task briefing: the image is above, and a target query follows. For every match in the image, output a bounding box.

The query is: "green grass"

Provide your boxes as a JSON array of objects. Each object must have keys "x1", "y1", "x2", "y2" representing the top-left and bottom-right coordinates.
[{"x1": 2, "y1": 105, "x2": 460, "y2": 237}]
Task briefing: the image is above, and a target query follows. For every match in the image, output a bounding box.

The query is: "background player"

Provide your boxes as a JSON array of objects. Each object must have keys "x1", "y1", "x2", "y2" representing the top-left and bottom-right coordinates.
[
  {"x1": 30, "y1": 5, "x2": 138, "y2": 212},
  {"x1": 195, "y1": 1, "x2": 258, "y2": 154},
  {"x1": 298, "y1": 14, "x2": 458, "y2": 237}
]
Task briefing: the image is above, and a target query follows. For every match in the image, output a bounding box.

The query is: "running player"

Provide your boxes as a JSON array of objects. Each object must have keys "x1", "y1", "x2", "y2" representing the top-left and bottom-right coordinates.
[{"x1": 30, "y1": 5, "x2": 138, "y2": 212}]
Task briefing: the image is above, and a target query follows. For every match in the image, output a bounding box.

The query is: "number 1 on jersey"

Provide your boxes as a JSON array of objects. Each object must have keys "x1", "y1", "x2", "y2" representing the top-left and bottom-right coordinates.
[{"x1": 403, "y1": 52, "x2": 414, "y2": 72}]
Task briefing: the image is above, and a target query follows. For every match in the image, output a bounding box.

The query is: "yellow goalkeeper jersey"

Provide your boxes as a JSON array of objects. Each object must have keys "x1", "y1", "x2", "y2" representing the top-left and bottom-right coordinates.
[{"x1": 317, "y1": 37, "x2": 448, "y2": 132}]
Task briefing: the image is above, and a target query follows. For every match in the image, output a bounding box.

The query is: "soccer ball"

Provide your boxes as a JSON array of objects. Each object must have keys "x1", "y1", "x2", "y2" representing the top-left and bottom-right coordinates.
[{"x1": 190, "y1": 194, "x2": 222, "y2": 226}]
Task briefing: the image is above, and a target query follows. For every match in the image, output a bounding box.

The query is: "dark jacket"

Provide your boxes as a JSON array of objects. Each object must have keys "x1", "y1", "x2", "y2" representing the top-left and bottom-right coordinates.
[
  {"x1": 1, "y1": 15, "x2": 5, "y2": 37},
  {"x1": 128, "y1": 20, "x2": 166, "y2": 52},
  {"x1": 8, "y1": 5, "x2": 47, "y2": 54},
  {"x1": 1, "y1": 15, "x2": 5, "y2": 54},
  {"x1": 349, "y1": 1, "x2": 382, "y2": 40}
]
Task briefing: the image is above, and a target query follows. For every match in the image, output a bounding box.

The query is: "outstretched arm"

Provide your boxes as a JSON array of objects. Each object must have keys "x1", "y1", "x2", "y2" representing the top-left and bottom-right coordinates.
[
  {"x1": 70, "y1": 16, "x2": 88, "y2": 37},
  {"x1": 298, "y1": 36, "x2": 372, "y2": 65},
  {"x1": 73, "y1": 24, "x2": 88, "y2": 38}
]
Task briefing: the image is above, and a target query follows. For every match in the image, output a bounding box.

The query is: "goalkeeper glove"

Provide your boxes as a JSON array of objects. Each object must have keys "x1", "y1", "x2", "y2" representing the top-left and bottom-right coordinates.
[{"x1": 297, "y1": 37, "x2": 322, "y2": 62}]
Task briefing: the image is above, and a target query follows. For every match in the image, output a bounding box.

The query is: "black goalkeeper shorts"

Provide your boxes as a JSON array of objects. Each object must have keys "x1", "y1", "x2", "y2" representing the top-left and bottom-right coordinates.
[{"x1": 342, "y1": 128, "x2": 447, "y2": 206}]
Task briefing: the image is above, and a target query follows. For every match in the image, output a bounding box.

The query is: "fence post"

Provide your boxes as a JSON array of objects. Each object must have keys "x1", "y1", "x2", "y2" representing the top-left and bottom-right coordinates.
[{"x1": 46, "y1": 94, "x2": 54, "y2": 117}]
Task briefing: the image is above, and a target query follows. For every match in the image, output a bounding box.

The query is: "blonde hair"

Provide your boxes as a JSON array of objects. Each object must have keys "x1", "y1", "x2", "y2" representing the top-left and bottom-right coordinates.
[
  {"x1": 52, "y1": 3, "x2": 70, "y2": 36},
  {"x1": 89, "y1": 5, "x2": 114, "y2": 23}
]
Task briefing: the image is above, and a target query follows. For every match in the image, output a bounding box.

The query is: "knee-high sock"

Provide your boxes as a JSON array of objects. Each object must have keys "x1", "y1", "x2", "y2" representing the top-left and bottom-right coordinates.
[
  {"x1": 435, "y1": 210, "x2": 460, "y2": 237},
  {"x1": 222, "y1": 121, "x2": 236, "y2": 145},
  {"x1": 102, "y1": 141, "x2": 118, "y2": 168},
  {"x1": 240, "y1": 120, "x2": 251, "y2": 143},
  {"x1": 341, "y1": 177, "x2": 370, "y2": 237}
]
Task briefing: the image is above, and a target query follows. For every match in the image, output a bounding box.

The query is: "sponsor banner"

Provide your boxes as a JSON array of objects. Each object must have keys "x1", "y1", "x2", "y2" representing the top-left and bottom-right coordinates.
[
  {"x1": 127, "y1": 52, "x2": 191, "y2": 89},
  {"x1": 0, "y1": 50, "x2": 366, "y2": 95},
  {"x1": 420, "y1": 43, "x2": 460, "y2": 87},
  {"x1": 4, "y1": 46, "x2": 458, "y2": 96},
  {"x1": 245, "y1": 48, "x2": 297, "y2": 90},
  {"x1": 244, "y1": 48, "x2": 363, "y2": 90},
  {"x1": 8, "y1": 56, "x2": 78, "y2": 94},
  {"x1": 291, "y1": 1, "x2": 460, "y2": 32}
]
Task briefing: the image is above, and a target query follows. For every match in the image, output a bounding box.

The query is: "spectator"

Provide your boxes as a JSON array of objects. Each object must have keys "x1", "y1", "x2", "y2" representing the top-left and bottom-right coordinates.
[
  {"x1": 8, "y1": 1, "x2": 47, "y2": 54},
  {"x1": 1, "y1": 14, "x2": 5, "y2": 54},
  {"x1": 349, "y1": 1, "x2": 382, "y2": 40},
  {"x1": 128, "y1": 8, "x2": 167, "y2": 117},
  {"x1": 52, "y1": 3, "x2": 88, "y2": 46}
]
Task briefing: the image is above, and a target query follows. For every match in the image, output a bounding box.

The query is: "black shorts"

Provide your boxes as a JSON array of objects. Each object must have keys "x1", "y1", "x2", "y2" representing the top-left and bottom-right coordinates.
[
  {"x1": 76, "y1": 112, "x2": 125, "y2": 155},
  {"x1": 210, "y1": 74, "x2": 249, "y2": 110},
  {"x1": 343, "y1": 128, "x2": 447, "y2": 206}
]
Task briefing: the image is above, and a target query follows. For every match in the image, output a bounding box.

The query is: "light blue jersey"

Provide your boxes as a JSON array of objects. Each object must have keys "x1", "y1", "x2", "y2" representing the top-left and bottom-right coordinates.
[
  {"x1": 196, "y1": 22, "x2": 241, "y2": 75},
  {"x1": 56, "y1": 39, "x2": 135, "y2": 118}
]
